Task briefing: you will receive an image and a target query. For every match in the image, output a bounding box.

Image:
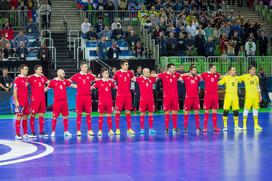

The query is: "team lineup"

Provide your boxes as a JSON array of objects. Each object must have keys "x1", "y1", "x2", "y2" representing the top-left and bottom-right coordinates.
[{"x1": 12, "y1": 60, "x2": 263, "y2": 140}]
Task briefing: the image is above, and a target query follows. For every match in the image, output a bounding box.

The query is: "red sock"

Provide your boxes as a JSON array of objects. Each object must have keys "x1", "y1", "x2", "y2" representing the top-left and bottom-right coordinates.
[
  {"x1": 22, "y1": 119, "x2": 27, "y2": 134},
  {"x1": 39, "y1": 117, "x2": 44, "y2": 133},
  {"x1": 115, "y1": 113, "x2": 120, "y2": 129},
  {"x1": 107, "y1": 116, "x2": 112, "y2": 130},
  {"x1": 99, "y1": 116, "x2": 103, "y2": 130},
  {"x1": 165, "y1": 114, "x2": 170, "y2": 129},
  {"x1": 140, "y1": 115, "x2": 144, "y2": 129},
  {"x1": 52, "y1": 118, "x2": 57, "y2": 132},
  {"x1": 76, "y1": 114, "x2": 82, "y2": 131},
  {"x1": 126, "y1": 114, "x2": 131, "y2": 129},
  {"x1": 204, "y1": 113, "x2": 209, "y2": 129},
  {"x1": 195, "y1": 114, "x2": 200, "y2": 129},
  {"x1": 15, "y1": 119, "x2": 21, "y2": 135},
  {"x1": 184, "y1": 114, "x2": 189, "y2": 128},
  {"x1": 86, "y1": 114, "x2": 91, "y2": 130},
  {"x1": 63, "y1": 118, "x2": 68, "y2": 132},
  {"x1": 148, "y1": 116, "x2": 153, "y2": 129},
  {"x1": 212, "y1": 113, "x2": 217, "y2": 128},
  {"x1": 30, "y1": 116, "x2": 35, "y2": 133},
  {"x1": 172, "y1": 114, "x2": 178, "y2": 129}
]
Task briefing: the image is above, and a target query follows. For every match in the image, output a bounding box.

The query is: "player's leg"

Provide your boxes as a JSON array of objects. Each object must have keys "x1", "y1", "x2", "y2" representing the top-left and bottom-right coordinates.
[
  {"x1": 115, "y1": 96, "x2": 123, "y2": 135},
  {"x1": 212, "y1": 98, "x2": 220, "y2": 132},
  {"x1": 139, "y1": 100, "x2": 146, "y2": 134},
  {"x1": 98, "y1": 112, "x2": 104, "y2": 136},
  {"x1": 22, "y1": 103, "x2": 30, "y2": 139},
  {"x1": 106, "y1": 109, "x2": 114, "y2": 135},
  {"x1": 15, "y1": 114, "x2": 22, "y2": 139},
  {"x1": 62, "y1": 101, "x2": 72, "y2": 137},
  {"x1": 51, "y1": 103, "x2": 60, "y2": 137},
  {"x1": 233, "y1": 97, "x2": 242, "y2": 130},
  {"x1": 75, "y1": 96, "x2": 83, "y2": 135},
  {"x1": 29, "y1": 101, "x2": 37, "y2": 137},
  {"x1": 183, "y1": 98, "x2": 191, "y2": 133},
  {"x1": 85, "y1": 97, "x2": 94, "y2": 136},
  {"x1": 148, "y1": 101, "x2": 156, "y2": 134},
  {"x1": 242, "y1": 98, "x2": 252, "y2": 131},
  {"x1": 125, "y1": 97, "x2": 134, "y2": 135},
  {"x1": 203, "y1": 98, "x2": 211, "y2": 132},
  {"x1": 252, "y1": 98, "x2": 262, "y2": 130},
  {"x1": 223, "y1": 96, "x2": 231, "y2": 131},
  {"x1": 164, "y1": 98, "x2": 171, "y2": 134},
  {"x1": 38, "y1": 100, "x2": 47, "y2": 137},
  {"x1": 172, "y1": 98, "x2": 180, "y2": 133},
  {"x1": 193, "y1": 99, "x2": 201, "y2": 133}
]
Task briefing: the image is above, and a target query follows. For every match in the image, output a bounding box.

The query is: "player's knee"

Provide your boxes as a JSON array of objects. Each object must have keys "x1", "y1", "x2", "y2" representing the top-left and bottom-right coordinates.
[
  {"x1": 253, "y1": 109, "x2": 258, "y2": 117},
  {"x1": 39, "y1": 113, "x2": 44, "y2": 117},
  {"x1": 233, "y1": 110, "x2": 239, "y2": 117},
  {"x1": 223, "y1": 110, "x2": 229, "y2": 117}
]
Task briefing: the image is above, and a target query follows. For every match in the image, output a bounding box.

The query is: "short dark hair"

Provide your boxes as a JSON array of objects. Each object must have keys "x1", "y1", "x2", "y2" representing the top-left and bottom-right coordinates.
[
  {"x1": 19, "y1": 64, "x2": 27, "y2": 71},
  {"x1": 120, "y1": 60, "x2": 128, "y2": 66},
  {"x1": 167, "y1": 63, "x2": 175, "y2": 69},
  {"x1": 209, "y1": 64, "x2": 215, "y2": 69},
  {"x1": 190, "y1": 65, "x2": 196, "y2": 71},
  {"x1": 34, "y1": 65, "x2": 42, "y2": 71},
  {"x1": 228, "y1": 66, "x2": 235, "y2": 71},
  {"x1": 101, "y1": 68, "x2": 108, "y2": 74},
  {"x1": 80, "y1": 61, "x2": 87, "y2": 66},
  {"x1": 248, "y1": 65, "x2": 255, "y2": 71}
]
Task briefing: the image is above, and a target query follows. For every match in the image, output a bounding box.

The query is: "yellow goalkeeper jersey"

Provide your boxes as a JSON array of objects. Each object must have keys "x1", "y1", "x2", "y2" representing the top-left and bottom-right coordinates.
[
  {"x1": 238, "y1": 74, "x2": 260, "y2": 99},
  {"x1": 218, "y1": 75, "x2": 239, "y2": 96}
]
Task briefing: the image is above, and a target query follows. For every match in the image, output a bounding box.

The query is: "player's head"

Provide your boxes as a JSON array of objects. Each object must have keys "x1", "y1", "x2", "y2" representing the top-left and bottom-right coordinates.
[
  {"x1": 167, "y1": 63, "x2": 175, "y2": 73},
  {"x1": 120, "y1": 60, "x2": 129, "y2": 71},
  {"x1": 228, "y1": 66, "x2": 236, "y2": 76},
  {"x1": 80, "y1": 62, "x2": 88, "y2": 73},
  {"x1": 136, "y1": 66, "x2": 142, "y2": 74},
  {"x1": 34, "y1": 65, "x2": 43, "y2": 75},
  {"x1": 209, "y1": 64, "x2": 216, "y2": 74},
  {"x1": 57, "y1": 69, "x2": 65, "y2": 79},
  {"x1": 101, "y1": 68, "x2": 109, "y2": 79},
  {"x1": 190, "y1": 65, "x2": 197, "y2": 76},
  {"x1": 19, "y1": 64, "x2": 28, "y2": 76},
  {"x1": 143, "y1": 68, "x2": 150, "y2": 78},
  {"x1": 248, "y1": 65, "x2": 256, "y2": 75}
]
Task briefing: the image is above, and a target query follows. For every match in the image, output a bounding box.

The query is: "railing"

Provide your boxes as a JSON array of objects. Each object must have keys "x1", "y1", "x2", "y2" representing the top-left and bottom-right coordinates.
[{"x1": 68, "y1": 30, "x2": 80, "y2": 52}]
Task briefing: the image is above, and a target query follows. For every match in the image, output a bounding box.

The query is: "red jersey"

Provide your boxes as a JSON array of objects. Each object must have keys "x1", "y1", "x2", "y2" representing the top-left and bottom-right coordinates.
[
  {"x1": 182, "y1": 75, "x2": 201, "y2": 98},
  {"x1": 70, "y1": 72, "x2": 95, "y2": 96},
  {"x1": 158, "y1": 72, "x2": 180, "y2": 98},
  {"x1": 113, "y1": 70, "x2": 134, "y2": 97},
  {"x1": 136, "y1": 76, "x2": 156, "y2": 101},
  {"x1": 28, "y1": 74, "x2": 48, "y2": 101},
  {"x1": 48, "y1": 78, "x2": 71, "y2": 102},
  {"x1": 93, "y1": 79, "x2": 116, "y2": 104},
  {"x1": 201, "y1": 72, "x2": 220, "y2": 97},
  {"x1": 14, "y1": 75, "x2": 28, "y2": 100}
]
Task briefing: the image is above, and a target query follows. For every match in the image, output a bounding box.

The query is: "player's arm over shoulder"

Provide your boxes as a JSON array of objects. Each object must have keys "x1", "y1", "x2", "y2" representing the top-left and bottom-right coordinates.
[{"x1": 218, "y1": 75, "x2": 226, "y2": 85}]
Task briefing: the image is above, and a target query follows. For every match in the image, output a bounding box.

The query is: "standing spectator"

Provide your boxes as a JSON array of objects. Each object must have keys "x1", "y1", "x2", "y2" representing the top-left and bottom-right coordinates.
[
  {"x1": 245, "y1": 22, "x2": 258, "y2": 41},
  {"x1": 226, "y1": 40, "x2": 236, "y2": 57},
  {"x1": 16, "y1": 41, "x2": 28, "y2": 60},
  {"x1": 100, "y1": 26, "x2": 112, "y2": 40},
  {"x1": 107, "y1": 41, "x2": 121, "y2": 59},
  {"x1": 2, "y1": 43, "x2": 15, "y2": 60},
  {"x1": 25, "y1": 18, "x2": 39, "y2": 39},
  {"x1": 0, "y1": 35, "x2": 9, "y2": 49},
  {"x1": 96, "y1": 37, "x2": 108, "y2": 60},
  {"x1": 112, "y1": 23, "x2": 123, "y2": 40},
  {"x1": 219, "y1": 21, "x2": 230, "y2": 37},
  {"x1": 38, "y1": 43, "x2": 49, "y2": 61},
  {"x1": 245, "y1": 38, "x2": 256, "y2": 56},
  {"x1": 166, "y1": 32, "x2": 177, "y2": 56},
  {"x1": 186, "y1": 21, "x2": 197, "y2": 37},
  {"x1": 104, "y1": 0, "x2": 115, "y2": 10},
  {"x1": 81, "y1": 18, "x2": 91, "y2": 39},
  {"x1": 17, "y1": 1, "x2": 28, "y2": 27},
  {"x1": 125, "y1": 26, "x2": 133, "y2": 40},
  {"x1": 0, "y1": 68, "x2": 13, "y2": 92},
  {"x1": 231, "y1": 30, "x2": 242, "y2": 55},
  {"x1": 118, "y1": 0, "x2": 128, "y2": 10},
  {"x1": 156, "y1": 31, "x2": 167, "y2": 56},
  {"x1": 259, "y1": 68, "x2": 271, "y2": 106},
  {"x1": 111, "y1": 19, "x2": 120, "y2": 30},
  {"x1": 152, "y1": 26, "x2": 161, "y2": 39},
  {"x1": 13, "y1": 30, "x2": 29, "y2": 48},
  {"x1": 133, "y1": 42, "x2": 146, "y2": 58},
  {"x1": 195, "y1": 30, "x2": 206, "y2": 56},
  {"x1": 40, "y1": 0, "x2": 52, "y2": 29},
  {"x1": 220, "y1": 33, "x2": 228, "y2": 54},
  {"x1": 1, "y1": 21, "x2": 14, "y2": 41},
  {"x1": 127, "y1": 31, "x2": 140, "y2": 50},
  {"x1": 258, "y1": 31, "x2": 269, "y2": 56},
  {"x1": 185, "y1": 33, "x2": 195, "y2": 56},
  {"x1": 95, "y1": 18, "x2": 104, "y2": 34},
  {"x1": 204, "y1": 23, "x2": 214, "y2": 40},
  {"x1": 205, "y1": 36, "x2": 216, "y2": 57},
  {"x1": 86, "y1": 27, "x2": 98, "y2": 40}
]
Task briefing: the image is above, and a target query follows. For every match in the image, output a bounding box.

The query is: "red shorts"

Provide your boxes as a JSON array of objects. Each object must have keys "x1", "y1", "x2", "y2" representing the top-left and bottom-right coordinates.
[
  {"x1": 31, "y1": 100, "x2": 46, "y2": 114},
  {"x1": 17, "y1": 98, "x2": 30, "y2": 116},
  {"x1": 163, "y1": 97, "x2": 179, "y2": 111},
  {"x1": 76, "y1": 95, "x2": 92, "y2": 114},
  {"x1": 184, "y1": 97, "x2": 200, "y2": 111},
  {"x1": 53, "y1": 101, "x2": 69, "y2": 117},
  {"x1": 203, "y1": 97, "x2": 219, "y2": 110},
  {"x1": 139, "y1": 100, "x2": 155, "y2": 112},
  {"x1": 98, "y1": 102, "x2": 113, "y2": 114},
  {"x1": 115, "y1": 95, "x2": 132, "y2": 111}
]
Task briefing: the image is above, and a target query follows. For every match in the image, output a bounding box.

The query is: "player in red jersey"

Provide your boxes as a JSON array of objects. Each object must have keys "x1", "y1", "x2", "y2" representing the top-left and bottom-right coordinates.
[
  {"x1": 13, "y1": 64, "x2": 30, "y2": 140},
  {"x1": 157, "y1": 63, "x2": 181, "y2": 134},
  {"x1": 201, "y1": 64, "x2": 221, "y2": 132},
  {"x1": 70, "y1": 62, "x2": 96, "y2": 137},
  {"x1": 92, "y1": 68, "x2": 117, "y2": 136},
  {"x1": 28, "y1": 65, "x2": 50, "y2": 138},
  {"x1": 113, "y1": 60, "x2": 135, "y2": 135},
  {"x1": 134, "y1": 68, "x2": 157, "y2": 135},
  {"x1": 181, "y1": 65, "x2": 202, "y2": 134},
  {"x1": 47, "y1": 69, "x2": 77, "y2": 137}
]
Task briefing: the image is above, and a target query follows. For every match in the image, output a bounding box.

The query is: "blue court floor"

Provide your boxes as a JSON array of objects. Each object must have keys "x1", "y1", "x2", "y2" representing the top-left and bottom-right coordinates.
[{"x1": 0, "y1": 112, "x2": 272, "y2": 181}]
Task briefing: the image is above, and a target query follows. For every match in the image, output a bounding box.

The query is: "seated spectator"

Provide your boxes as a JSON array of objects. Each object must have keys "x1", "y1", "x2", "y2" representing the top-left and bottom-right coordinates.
[
  {"x1": 112, "y1": 23, "x2": 123, "y2": 40},
  {"x1": 107, "y1": 42, "x2": 121, "y2": 60},
  {"x1": 111, "y1": 19, "x2": 121, "y2": 30},
  {"x1": 156, "y1": 31, "x2": 167, "y2": 56},
  {"x1": 96, "y1": 37, "x2": 108, "y2": 60},
  {"x1": 184, "y1": 33, "x2": 195, "y2": 56},
  {"x1": 245, "y1": 38, "x2": 256, "y2": 56},
  {"x1": 86, "y1": 27, "x2": 98, "y2": 40},
  {"x1": 81, "y1": 18, "x2": 91, "y2": 39},
  {"x1": 100, "y1": 26, "x2": 112, "y2": 40},
  {"x1": 118, "y1": 0, "x2": 128, "y2": 10},
  {"x1": 125, "y1": 26, "x2": 133, "y2": 40},
  {"x1": 226, "y1": 40, "x2": 236, "y2": 57},
  {"x1": 16, "y1": 41, "x2": 28, "y2": 60},
  {"x1": 194, "y1": 30, "x2": 205, "y2": 56},
  {"x1": 220, "y1": 33, "x2": 228, "y2": 54},
  {"x1": 175, "y1": 32, "x2": 186, "y2": 56},
  {"x1": 1, "y1": 21, "x2": 14, "y2": 41},
  {"x1": 104, "y1": 0, "x2": 115, "y2": 10},
  {"x1": 96, "y1": 0, "x2": 104, "y2": 10},
  {"x1": 244, "y1": 22, "x2": 258, "y2": 41},
  {"x1": 40, "y1": 0, "x2": 51, "y2": 29},
  {"x1": 219, "y1": 21, "x2": 230, "y2": 38},
  {"x1": 2, "y1": 43, "x2": 15, "y2": 60},
  {"x1": 26, "y1": 18, "x2": 39, "y2": 39},
  {"x1": 0, "y1": 35, "x2": 9, "y2": 50},
  {"x1": 38, "y1": 43, "x2": 50, "y2": 61},
  {"x1": 231, "y1": 30, "x2": 242, "y2": 55},
  {"x1": 205, "y1": 36, "x2": 216, "y2": 57},
  {"x1": 166, "y1": 32, "x2": 177, "y2": 56},
  {"x1": 186, "y1": 21, "x2": 197, "y2": 37},
  {"x1": 152, "y1": 26, "x2": 161, "y2": 39},
  {"x1": 95, "y1": 18, "x2": 104, "y2": 34},
  {"x1": 133, "y1": 41, "x2": 146, "y2": 58},
  {"x1": 258, "y1": 30, "x2": 269, "y2": 56},
  {"x1": 0, "y1": 68, "x2": 13, "y2": 92},
  {"x1": 127, "y1": 31, "x2": 140, "y2": 50},
  {"x1": 13, "y1": 30, "x2": 29, "y2": 48}
]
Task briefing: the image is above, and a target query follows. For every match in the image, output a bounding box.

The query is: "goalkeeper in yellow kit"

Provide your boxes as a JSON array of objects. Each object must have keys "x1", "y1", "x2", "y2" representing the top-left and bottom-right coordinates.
[
  {"x1": 219, "y1": 66, "x2": 243, "y2": 131},
  {"x1": 238, "y1": 65, "x2": 262, "y2": 131}
]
